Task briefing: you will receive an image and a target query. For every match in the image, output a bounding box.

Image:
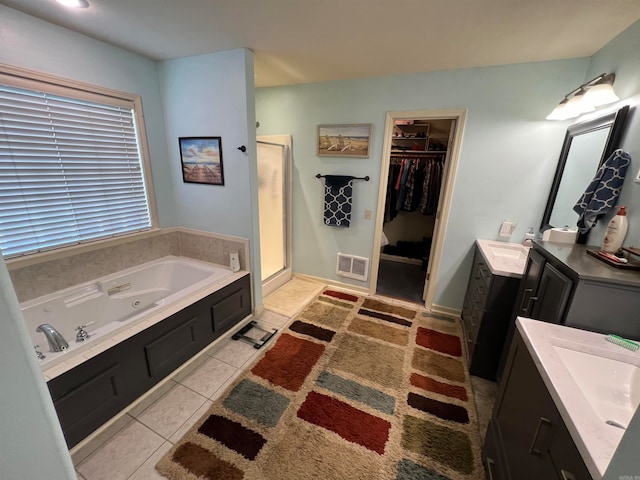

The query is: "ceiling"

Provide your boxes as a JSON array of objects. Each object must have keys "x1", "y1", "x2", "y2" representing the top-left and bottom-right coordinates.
[{"x1": 3, "y1": 0, "x2": 640, "y2": 88}]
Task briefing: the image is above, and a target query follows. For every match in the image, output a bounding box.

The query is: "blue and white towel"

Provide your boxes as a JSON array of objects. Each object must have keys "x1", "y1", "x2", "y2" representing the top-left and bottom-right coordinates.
[
  {"x1": 322, "y1": 175, "x2": 354, "y2": 227},
  {"x1": 573, "y1": 149, "x2": 631, "y2": 233}
]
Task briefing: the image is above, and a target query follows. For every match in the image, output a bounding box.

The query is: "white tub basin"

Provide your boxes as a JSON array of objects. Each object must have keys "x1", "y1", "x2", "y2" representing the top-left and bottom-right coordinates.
[{"x1": 553, "y1": 345, "x2": 640, "y2": 429}]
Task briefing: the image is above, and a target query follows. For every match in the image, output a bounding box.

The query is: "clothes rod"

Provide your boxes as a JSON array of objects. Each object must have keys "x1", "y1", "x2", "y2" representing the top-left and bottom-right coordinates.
[{"x1": 316, "y1": 174, "x2": 370, "y2": 181}]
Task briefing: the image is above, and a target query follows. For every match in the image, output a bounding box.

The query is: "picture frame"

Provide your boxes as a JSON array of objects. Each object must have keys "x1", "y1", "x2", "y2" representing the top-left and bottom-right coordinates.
[
  {"x1": 179, "y1": 137, "x2": 224, "y2": 185},
  {"x1": 317, "y1": 124, "x2": 372, "y2": 158}
]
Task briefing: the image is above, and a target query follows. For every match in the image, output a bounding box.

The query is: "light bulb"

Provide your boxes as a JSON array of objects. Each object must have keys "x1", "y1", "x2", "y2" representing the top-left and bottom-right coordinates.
[
  {"x1": 56, "y1": 0, "x2": 89, "y2": 8},
  {"x1": 583, "y1": 83, "x2": 619, "y2": 107}
]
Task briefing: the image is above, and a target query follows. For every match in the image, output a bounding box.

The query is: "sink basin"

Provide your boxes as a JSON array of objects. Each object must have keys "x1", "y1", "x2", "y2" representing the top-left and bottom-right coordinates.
[
  {"x1": 553, "y1": 345, "x2": 640, "y2": 429},
  {"x1": 484, "y1": 241, "x2": 529, "y2": 260}
]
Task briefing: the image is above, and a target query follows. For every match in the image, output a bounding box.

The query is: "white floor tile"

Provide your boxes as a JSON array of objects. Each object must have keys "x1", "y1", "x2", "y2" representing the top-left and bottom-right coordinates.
[
  {"x1": 178, "y1": 355, "x2": 238, "y2": 398},
  {"x1": 210, "y1": 368, "x2": 245, "y2": 402},
  {"x1": 136, "y1": 383, "x2": 207, "y2": 439},
  {"x1": 212, "y1": 337, "x2": 261, "y2": 368},
  {"x1": 169, "y1": 353, "x2": 210, "y2": 383},
  {"x1": 168, "y1": 400, "x2": 213, "y2": 443},
  {"x1": 128, "y1": 441, "x2": 173, "y2": 480},
  {"x1": 71, "y1": 414, "x2": 134, "y2": 466},
  {"x1": 255, "y1": 309, "x2": 291, "y2": 328},
  {"x1": 76, "y1": 420, "x2": 164, "y2": 480},
  {"x1": 127, "y1": 380, "x2": 177, "y2": 418}
]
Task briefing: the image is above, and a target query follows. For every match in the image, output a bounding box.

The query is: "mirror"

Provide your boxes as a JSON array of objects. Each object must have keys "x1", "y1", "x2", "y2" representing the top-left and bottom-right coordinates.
[{"x1": 540, "y1": 105, "x2": 630, "y2": 243}]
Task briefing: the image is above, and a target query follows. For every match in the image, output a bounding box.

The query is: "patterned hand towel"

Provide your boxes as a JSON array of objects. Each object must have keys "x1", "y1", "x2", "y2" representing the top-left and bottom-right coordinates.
[
  {"x1": 573, "y1": 149, "x2": 631, "y2": 233},
  {"x1": 322, "y1": 175, "x2": 355, "y2": 227}
]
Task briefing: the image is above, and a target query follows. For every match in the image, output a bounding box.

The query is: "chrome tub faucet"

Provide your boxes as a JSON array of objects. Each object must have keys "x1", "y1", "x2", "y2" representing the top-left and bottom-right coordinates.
[{"x1": 36, "y1": 323, "x2": 69, "y2": 352}]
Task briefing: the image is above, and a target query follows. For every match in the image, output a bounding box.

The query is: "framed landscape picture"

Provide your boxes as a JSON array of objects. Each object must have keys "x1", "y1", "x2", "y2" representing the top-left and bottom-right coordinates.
[
  {"x1": 179, "y1": 137, "x2": 224, "y2": 185},
  {"x1": 317, "y1": 124, "x2": 372, "y2": 158}
]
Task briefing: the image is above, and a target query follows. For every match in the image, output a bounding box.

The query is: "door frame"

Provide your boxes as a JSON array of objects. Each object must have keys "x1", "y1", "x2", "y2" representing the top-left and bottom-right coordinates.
[{"x1": 369, "y1": 108, "x2": 467, "y2": 309}]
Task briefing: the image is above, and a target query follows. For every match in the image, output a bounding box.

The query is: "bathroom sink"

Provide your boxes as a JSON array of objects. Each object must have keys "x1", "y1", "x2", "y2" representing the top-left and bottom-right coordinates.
[
  {"x1": 476, "y1": 239, "x2": 530, "y2": 277},
  {"x1": 484, "y1": 241, "x2": 529, "y2": 260},
  {"x1": 553, "y1": 345, "x2": 640, "y2": 429}
]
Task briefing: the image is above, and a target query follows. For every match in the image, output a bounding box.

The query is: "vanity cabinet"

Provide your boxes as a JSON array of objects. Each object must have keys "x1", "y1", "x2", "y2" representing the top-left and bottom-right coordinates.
[
  {"x1": 461, "y1": 244, "x2": 521, "y2": 380},
  {"x1": 499, "y1": 240, "x2": 640, "y2": 379},
  {"x1": 47, "y1": 274, "x2": 251, "y2": 448},
  {"x1": 483, "y1": 330, "x2": 592, "y2": 480}
]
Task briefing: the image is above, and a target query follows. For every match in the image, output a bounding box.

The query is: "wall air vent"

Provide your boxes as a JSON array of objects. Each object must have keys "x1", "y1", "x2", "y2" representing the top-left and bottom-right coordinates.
[{"x1": 336, "y1": 253, "x2": 369, "y2": 282}]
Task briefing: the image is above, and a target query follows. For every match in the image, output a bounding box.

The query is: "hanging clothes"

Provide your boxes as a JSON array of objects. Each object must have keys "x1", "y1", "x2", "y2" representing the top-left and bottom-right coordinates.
[{"x1": 386, "y1": 155, "x2": 443, "y2": 218}]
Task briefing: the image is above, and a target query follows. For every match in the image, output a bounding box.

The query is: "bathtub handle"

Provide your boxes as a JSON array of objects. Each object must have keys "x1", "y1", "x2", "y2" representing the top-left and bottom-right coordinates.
[{"x1": 75, "y1": 321, "x2": 96, "y2": 342}]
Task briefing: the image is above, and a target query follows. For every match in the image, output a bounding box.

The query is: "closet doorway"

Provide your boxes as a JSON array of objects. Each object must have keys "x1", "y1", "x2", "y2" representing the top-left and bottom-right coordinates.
[{"x1": 371, "y1": 109, "x2": 466, "y2": 309}]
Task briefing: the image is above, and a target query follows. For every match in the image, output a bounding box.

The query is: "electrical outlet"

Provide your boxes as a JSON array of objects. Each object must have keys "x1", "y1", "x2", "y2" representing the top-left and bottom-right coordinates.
[
  {"x1": 364, "y1": 209, "x2": 372, "y2": 220},
  {"x1": 499, "y1": 221, "x2": 515, "y2": 237}
]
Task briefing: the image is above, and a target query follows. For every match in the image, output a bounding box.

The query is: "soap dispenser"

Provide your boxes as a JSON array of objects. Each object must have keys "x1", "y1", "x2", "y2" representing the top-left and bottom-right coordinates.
[
  {"x1": 523, "y1": 227, "x2": 535, "y2": 246},
  {"x1": 601, "y1": 206, "x2": 628, "y2": 253}
]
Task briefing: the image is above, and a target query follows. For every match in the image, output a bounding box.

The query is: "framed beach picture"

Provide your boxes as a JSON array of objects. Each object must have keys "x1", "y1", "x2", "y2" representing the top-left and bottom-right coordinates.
[
  {"x1": 179, "y1": 137, "x2": 224, "y2": 185},
  {"x1": 317, "y1": 124, "x2": 372, "y2": 158}
]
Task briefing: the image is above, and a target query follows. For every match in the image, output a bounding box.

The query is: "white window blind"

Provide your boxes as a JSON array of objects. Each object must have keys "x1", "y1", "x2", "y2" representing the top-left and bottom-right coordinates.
[{"x1": 0, "y1": 83, "x2": 152, "y2": 258}]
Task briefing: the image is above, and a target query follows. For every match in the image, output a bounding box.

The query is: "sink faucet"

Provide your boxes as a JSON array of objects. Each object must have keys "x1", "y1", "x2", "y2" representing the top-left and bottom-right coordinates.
[{"x1": 36, "y1": 324, "x2": 69, "y2": 352}]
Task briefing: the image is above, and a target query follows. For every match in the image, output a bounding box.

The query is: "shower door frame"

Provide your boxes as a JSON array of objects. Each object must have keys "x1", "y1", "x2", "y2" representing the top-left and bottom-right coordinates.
[{"x1": 257, "y1": 136, "x2": 293, "y2": 297}]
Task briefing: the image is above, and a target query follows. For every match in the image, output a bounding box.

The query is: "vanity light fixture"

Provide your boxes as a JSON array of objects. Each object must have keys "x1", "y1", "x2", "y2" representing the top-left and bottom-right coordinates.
[
  {"x1": 56, "y1": 0, "x2": 89, "y2": 8},
  {"x1": 546, "y1": 73, "x2": 619, "y2": 121}
]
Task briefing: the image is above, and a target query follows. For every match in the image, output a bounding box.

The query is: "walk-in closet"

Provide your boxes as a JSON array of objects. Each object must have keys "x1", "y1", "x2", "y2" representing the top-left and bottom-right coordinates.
[{"x1": 377, "y1": 118, "x2": 454, "y2": 302}]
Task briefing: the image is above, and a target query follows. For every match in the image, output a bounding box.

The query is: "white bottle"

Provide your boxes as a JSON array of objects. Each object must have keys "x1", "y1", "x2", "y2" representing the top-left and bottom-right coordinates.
[{"x1": 601, "y1": 206, "x2": 628, "y2": 253}]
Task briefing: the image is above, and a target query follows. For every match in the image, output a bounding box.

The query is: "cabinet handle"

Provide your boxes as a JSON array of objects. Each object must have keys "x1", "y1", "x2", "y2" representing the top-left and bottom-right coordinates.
[
  {"x1": 560, "y1": 470, "x2": 576, "y2": 480},
  {"x1": 528, "y1": 416, "x2": 552, "y2": 456},
  {"x1": 486, "y1": 457, "x2": 496, "y2": 480},
  {"x1": 518, "y1": 288, "x2": 533, "y2": 312},
  {"x1": 476, "y1": 285, "x2": 486, "y2": 295},
  {"x1": 525, "y1": 296, "x2": 538, "y2": 314}
]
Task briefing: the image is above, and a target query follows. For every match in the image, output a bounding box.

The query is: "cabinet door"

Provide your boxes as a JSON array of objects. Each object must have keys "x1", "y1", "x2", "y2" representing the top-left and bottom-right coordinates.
[
  {"x1": 493, "y1": 335, "x2": 558, "y2": 479},
  {"x1": 548, "y1": 421, "x2": 593, "y2": 480},
  {"x1": 531, "y1": 263, "x2": 572, "y2": 324},
  {"x1": 483, "y1": 421, "x2": 506, "y2": 480},
  {"x1": 515, "y1": 249, "x2": 545, "y2": 317}
]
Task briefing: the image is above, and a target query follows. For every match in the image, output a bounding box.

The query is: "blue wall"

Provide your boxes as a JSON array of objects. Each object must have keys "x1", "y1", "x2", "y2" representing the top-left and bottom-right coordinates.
[
  {"x1": 0, "y1": 6, "x2": 177, "y2": 229},
  {"x1": 256, "y1": 59, "x2": 589, "y2": 308},
  {"x1": 158, "y1": 49, "x2": 261, "y2": 304},
  {"x1": 583, "y1": 21, "x2": 640, "y2": 249}
]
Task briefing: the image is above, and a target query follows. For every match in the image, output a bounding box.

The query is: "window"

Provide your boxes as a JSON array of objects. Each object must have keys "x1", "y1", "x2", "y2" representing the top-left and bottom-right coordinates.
[{"x1": 0, "y1": 67, "x2": 155, "y2": 258}]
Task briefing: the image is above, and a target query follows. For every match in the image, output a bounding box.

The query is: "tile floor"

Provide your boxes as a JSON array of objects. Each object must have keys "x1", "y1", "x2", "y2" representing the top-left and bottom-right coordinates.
[
  {"x1": 72, "y1": 310, "x2": 290, "y2": 480},
  {"x1": 70, "y1": 292, "x2": 497, "y2": 480}
]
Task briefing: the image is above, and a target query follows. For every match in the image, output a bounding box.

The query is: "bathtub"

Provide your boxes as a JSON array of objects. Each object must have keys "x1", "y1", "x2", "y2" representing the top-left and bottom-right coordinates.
[{"x1": 22, "y1": 255, "x2": 244, "y2": 377}]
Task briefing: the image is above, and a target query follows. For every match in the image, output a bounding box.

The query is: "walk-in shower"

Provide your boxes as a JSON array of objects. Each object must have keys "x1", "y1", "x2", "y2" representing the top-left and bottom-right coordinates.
[{"x1": 257, "y1": 135, "x2": 292, "y2": 296}]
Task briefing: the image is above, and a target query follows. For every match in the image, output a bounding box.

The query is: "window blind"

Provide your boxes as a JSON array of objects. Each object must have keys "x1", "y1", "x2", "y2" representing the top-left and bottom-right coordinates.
[{"x1": 0, "y1": 84, "x2": 152, "y2": 258}]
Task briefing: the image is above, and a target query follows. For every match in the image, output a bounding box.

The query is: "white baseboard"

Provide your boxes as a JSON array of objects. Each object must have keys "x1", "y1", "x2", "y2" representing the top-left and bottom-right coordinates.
[
  {"x1": 293, "y1": 273, "x2": 370, "y2": 296},
  {"x1": 430, "y1": 304, "x2": 461, "y2": 318}
]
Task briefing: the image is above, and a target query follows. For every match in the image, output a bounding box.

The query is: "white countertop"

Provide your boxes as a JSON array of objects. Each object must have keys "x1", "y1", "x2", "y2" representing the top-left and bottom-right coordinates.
[
  {"x1": 476, "y1": 239, "x2": 530, "y2": 277},
  {"x1": 517, "y1": 317, "x2": 640, "y2": 479}
]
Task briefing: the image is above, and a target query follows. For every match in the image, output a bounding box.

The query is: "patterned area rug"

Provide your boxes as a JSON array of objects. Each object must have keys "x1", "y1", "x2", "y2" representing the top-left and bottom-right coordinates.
[{"x1": 156, "y1": 290, "x2": 485, "y2": 479}]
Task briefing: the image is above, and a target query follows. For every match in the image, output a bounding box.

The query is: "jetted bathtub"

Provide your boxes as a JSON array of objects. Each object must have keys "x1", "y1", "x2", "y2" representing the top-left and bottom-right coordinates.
[{"x1": 22, "y1": 255, "x2": 241, "y2": 376}]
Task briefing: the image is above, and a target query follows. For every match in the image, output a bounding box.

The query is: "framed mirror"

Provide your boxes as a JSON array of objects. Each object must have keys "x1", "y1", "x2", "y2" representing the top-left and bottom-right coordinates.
[{"x1": 540, "y1": 105, "x2": 630, "y2": 243}]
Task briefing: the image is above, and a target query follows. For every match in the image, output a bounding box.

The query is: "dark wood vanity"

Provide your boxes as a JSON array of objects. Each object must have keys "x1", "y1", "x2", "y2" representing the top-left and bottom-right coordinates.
[{"x1": 498, "y1": 240, "x2": 640, "y2": 378}]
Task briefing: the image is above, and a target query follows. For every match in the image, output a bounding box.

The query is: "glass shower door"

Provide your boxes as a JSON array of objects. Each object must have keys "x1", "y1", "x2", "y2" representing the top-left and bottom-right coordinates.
[{"x1": 257, "y1": 140, "x2": 288, "y2": 282}]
